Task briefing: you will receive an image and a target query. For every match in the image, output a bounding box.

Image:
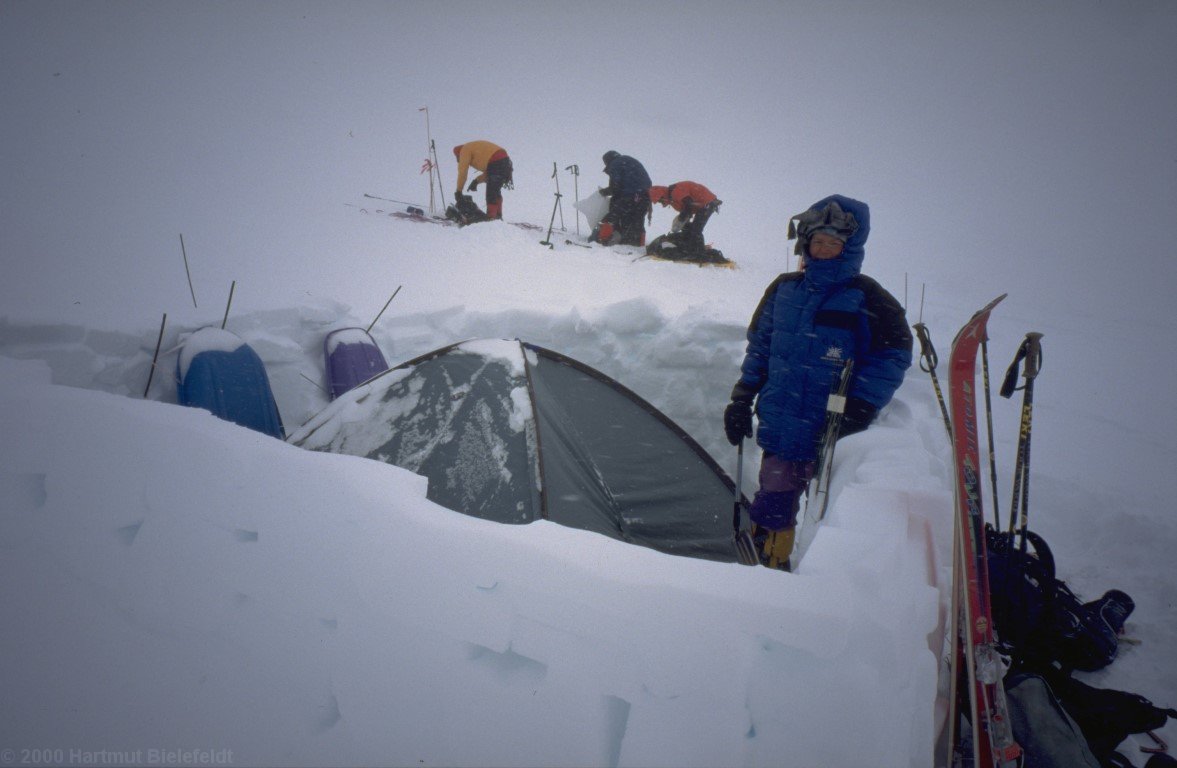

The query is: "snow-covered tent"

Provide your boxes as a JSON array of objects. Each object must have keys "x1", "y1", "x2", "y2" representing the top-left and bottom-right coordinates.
[{"x1": 291, "y1": 339, "x2": 743, "y2": 562}]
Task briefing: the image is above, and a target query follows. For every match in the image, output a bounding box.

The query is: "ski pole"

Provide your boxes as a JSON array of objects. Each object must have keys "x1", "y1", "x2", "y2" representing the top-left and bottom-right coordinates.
[
  {"x1": 809, "y1": 358, "x2": 854, "y2": 520},
  {"x1": 1000, "y1": 332, "x2": 1044, "y2": 550},
  {"x1": 179, "y1": 234, "x2": 197, "y2": 309},
  {"x1": 220, "y1": 280, "x2": 236, "y2": 330},
  {"x1": 539, "y1": 191, "x2": 562, "y2": 248},
  {"x1": 430, "y1": 139, "x2": 446, "y2": 210},
  {"x1": 366, "y1": 285, "x2": 402, "y2": 334},
  {"x1": 732, "y1": 439, "x2": 759, "y2": 566},
  {"x1": 364, "y1": 193, "x2": 429, "y2": 209},
  {"x1": 565, "y1": 164, "x2": 580, "y2": 236},
  {"x1": 418, "y1": 107, "x2": 433, "y2": 214},
  {"x1": 143, "y1": 312, "x2": 167, "y2": 398},
  {"x1": 733, "y1": 439, "x2": 744, "y2": 533},
  {"x1": 981, "y1": 330, "x2": 1000, "y2": 528},
  {"x1": 552, "y1": 162, "x2": 565, "y2": 231},
  {"x1": 913, "y1": 322, "x2": 952, "y2": 438}
]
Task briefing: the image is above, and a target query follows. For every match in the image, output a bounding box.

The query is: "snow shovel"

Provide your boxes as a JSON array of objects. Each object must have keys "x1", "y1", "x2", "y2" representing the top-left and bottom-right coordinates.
[{"x1": 733, "y1": 440, "x2": 759, "y2": 566}]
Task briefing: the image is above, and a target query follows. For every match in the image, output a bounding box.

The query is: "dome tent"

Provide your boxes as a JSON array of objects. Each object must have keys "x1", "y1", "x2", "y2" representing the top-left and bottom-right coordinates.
[{"x1": 291, "y1": 339, "x2": 743, "y2": 563}]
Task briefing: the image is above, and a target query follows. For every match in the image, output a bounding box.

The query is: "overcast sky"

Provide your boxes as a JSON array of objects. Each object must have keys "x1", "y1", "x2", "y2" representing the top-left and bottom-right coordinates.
[{"x1": 3, "y1": 1, "x2": 1175, "y2": 390}]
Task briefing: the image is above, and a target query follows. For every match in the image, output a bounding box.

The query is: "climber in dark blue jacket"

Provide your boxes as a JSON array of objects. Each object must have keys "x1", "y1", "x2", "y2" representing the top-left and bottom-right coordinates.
[
  {"x1": 590, "y1": 150, "x2": 652, "y2": 246},
  {"x1": 723, "y1": 194, "x2": 912, "y2": 570}
]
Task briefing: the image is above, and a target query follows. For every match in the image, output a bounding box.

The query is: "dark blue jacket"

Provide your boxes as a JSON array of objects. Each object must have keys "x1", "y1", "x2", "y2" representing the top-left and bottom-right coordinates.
[
  {"x1": 736, "y1": 195, "x2": 912, "y2": 459},
  {"x1": 604, "y1": 155, "x2": 651, "y2": 196}
]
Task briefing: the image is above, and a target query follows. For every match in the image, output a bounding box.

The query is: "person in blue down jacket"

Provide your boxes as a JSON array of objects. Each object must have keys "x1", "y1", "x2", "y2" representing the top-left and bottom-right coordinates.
[{"x1": 723, "y1": 194, "x2": 913, "y2": 570}]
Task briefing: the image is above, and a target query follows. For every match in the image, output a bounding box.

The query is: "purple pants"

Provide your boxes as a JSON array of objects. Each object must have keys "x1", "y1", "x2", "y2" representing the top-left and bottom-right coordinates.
[{"x1": 748, "y1": 455, "x2": 815, "y2": 531}]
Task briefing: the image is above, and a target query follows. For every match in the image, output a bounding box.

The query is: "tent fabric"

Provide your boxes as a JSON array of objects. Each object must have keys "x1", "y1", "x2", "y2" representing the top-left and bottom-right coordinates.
[
  {"x1": 291, "y1": 339, "x2": 741, "y2": 562},
  {"x1": 177, "y1": 327, "x2": 285, "y2": 439},
  {"x1": 324, "y1": 327, "x2": 389, "y2": 400}
]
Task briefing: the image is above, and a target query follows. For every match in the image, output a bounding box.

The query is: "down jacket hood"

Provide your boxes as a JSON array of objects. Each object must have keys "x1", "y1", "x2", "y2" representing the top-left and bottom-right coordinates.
[{"x1": 792, "y1": 194, "x2": 870, "y2": 290}]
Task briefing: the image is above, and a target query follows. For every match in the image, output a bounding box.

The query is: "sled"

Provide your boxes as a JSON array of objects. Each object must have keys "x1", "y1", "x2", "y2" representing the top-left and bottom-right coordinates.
[{"x1": 644, "y1": 234, "x2": 736, "y2": 269}]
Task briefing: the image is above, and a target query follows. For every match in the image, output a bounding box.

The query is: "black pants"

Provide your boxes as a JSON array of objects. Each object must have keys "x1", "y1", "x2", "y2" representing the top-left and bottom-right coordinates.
[
  {"x1": 604, "y1": 192, "x2": 650, "y2": 246},
  {"x1": 484, "y1": 155, "x2": 512, "y2": 209},
  {"x1": 678, "y1": 201, "x2": 717, "y2": 250}
]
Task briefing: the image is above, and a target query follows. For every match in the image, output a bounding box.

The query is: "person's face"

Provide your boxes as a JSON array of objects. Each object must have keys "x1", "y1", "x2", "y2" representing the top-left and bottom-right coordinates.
[{"x1": 807, "y1": 232, "x2": 845, "y2": 260}]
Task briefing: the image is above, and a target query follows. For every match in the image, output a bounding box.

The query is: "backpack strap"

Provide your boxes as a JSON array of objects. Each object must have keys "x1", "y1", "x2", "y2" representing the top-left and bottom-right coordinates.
[{"x1": 1022, "y1": 530, "x2": 1056, "y2": 581}]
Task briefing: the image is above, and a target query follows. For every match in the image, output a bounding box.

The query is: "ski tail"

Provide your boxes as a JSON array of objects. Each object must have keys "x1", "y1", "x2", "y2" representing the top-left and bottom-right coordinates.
[{"x1": 792, "y1": 357, "x2": 855, "y2": 569}]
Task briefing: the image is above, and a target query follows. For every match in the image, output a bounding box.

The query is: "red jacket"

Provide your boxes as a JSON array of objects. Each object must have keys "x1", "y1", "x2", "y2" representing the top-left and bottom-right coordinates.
[{"x1": 648, "y1": 181, "x2": 717, "y2": 215}]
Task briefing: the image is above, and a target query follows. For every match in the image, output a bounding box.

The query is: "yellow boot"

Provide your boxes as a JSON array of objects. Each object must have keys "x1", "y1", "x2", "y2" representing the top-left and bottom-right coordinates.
[{"x1": 761, "y1": 528, "x2": 797, "y2": 572}]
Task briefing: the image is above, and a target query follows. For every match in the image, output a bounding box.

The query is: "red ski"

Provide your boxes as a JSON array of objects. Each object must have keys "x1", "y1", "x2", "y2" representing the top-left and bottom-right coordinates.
[{"x1": 945, "y1": 295, "x2": 1021, "y2": 767}]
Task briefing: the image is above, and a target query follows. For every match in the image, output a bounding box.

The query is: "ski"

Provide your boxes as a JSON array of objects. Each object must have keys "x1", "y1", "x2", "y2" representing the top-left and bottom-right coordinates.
[
  {"x1": 355, "y1": 197, "x2": 542, "y2": 232},
  {"x1": 389, "y1": 208, "x2": 543, "y2": 232},
  {"x1": 792, "y1": 358, "x2": 854, "y2": 568},
  {"x1": 945, "y1": 294, "x2": 1021, "y2": 768}
]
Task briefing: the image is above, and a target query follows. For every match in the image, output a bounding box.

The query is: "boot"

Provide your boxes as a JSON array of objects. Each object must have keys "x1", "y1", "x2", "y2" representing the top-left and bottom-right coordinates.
[
  {"x1": 763, "y1": 528, "x2": 796, "y2": 571},
  {"x1": 752, "y1": 526, "x2": 796, "y2": 572},
  {"x1": 596, "y1": 221, "x2": 617, "y2": 245}
]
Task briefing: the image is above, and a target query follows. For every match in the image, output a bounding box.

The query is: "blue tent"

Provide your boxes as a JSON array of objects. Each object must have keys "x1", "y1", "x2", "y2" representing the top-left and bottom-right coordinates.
[{"x1": 177, "y1": 327, "x2": 284, "y2": 439}]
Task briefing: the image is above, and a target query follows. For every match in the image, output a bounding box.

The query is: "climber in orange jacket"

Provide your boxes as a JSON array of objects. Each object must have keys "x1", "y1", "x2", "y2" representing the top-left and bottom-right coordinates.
[
  {"x1": 648, "y1": 181, "x2": 721, "y2": 252},
  {"x1": 452, "y1": 140, "x2": 513, "y2": 221}
]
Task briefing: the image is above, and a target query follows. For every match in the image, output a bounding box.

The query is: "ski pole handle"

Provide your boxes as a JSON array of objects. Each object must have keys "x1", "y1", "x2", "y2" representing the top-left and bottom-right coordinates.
[
  {"x1": 1022, "y1": 332, "x2": 1044, "y2": 381},
  {"x1": 913, "y1": 322, "x2": 938, "y2": 373},
  {"x1": 1000, "y1": 332, "x2": 1045, "y2": 398}
]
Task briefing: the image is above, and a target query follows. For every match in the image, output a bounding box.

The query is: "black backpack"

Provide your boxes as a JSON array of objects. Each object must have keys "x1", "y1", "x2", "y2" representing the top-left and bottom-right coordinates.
[
  {"x1": 1039, "y1": 667, "x2": 1177, "y2": 767},
  {"x1": 986, "y1": 526, "x2": 1134, "y2": 672},
  {"x1": 445, "y1": 194, "x2": 490, "y2": 226},
  {"x1": 1005, "y1": 671, "x2": 1102, "y2": 767},
  {"x1": 645, "y1": 233, "x2": 730, "y2": 265}
]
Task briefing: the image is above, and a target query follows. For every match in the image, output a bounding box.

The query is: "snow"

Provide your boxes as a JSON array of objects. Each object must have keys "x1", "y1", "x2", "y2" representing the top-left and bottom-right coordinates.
[
  {"x1": 324, "y1": 327, "x2": 378, "y2": 355},
  {"x1": 176, "y1": 326, "x2": 247, "y2": 379},
  {"x1": 2, "y1": 3, "x2": 1175, "y2": 767}
]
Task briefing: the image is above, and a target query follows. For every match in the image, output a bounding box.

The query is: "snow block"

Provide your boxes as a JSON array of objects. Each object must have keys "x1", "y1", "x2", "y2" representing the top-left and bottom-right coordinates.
[
  {"x1": 176, "y1": 327, "x2": 285, "y2": 439},
  {"x1": 324, "y1": 327, "x2": 389, "y2": 400}
]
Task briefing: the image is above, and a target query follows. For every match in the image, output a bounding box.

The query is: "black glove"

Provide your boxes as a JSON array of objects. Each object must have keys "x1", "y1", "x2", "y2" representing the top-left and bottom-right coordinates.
[
  {"x1": 840, "y1": 397, "x2": 878, "y2": 437},
  {"x1": 724, "y1": 383, "x2": 757, "y2": 446},
  {"x1": 598, "y1": 187, "x2": 612, "y2": 197},
  {"x1": 454, "y1": 191, "x2": 465, "y2": 202},
  {"x1": 468, "y1": 180, "x2": 480, "y2": 192},
  {"x1": 724, "y1": 400, "x2": 753, "y2": 446}
]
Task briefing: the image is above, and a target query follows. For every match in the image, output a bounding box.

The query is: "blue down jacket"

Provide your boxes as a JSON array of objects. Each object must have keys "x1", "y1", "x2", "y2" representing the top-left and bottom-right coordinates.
[
  {"x1": 736, "y1": 195, "x2": 912, "y2": 460},
  {"x1": 603, "y1": 154, "x2": 652, "y2": 196}
]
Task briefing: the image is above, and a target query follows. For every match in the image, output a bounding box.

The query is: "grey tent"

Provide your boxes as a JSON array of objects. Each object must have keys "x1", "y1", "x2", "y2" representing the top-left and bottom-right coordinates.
[{"x1": 292, "y1": 339, "x2": 743, "y2": 562}]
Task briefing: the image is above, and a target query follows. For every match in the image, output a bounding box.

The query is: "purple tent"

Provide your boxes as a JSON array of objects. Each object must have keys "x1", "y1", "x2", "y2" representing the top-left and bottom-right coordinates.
[{"x1": 324, "y1": 327, "x2": 389, "y2": 400}]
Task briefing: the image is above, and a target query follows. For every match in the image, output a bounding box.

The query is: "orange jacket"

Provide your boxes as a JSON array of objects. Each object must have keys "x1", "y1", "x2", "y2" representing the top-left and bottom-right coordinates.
[
  {"x1": 453, "y1": 140, "x2": 506, "y2": 192},
  {"x1": 648, "y1": 181, "x2": 718, "y2": 215}
]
